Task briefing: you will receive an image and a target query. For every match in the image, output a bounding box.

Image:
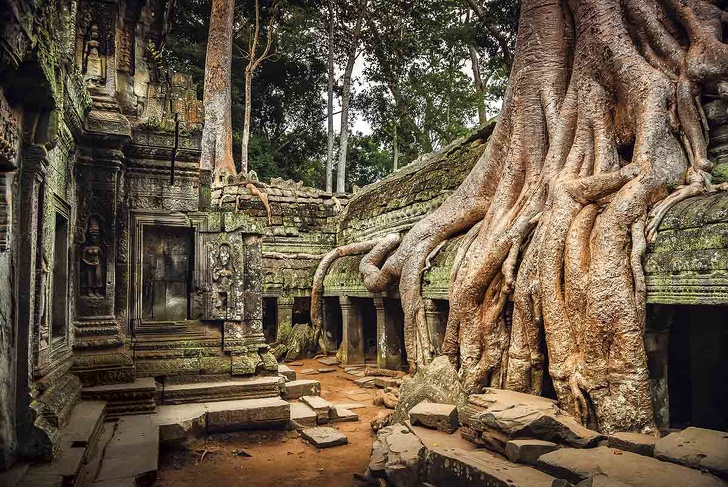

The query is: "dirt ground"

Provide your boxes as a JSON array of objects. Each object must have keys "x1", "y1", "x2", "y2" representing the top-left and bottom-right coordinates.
[{"x1": 157, "y1": 358, "x2": 388, "y2": 487}]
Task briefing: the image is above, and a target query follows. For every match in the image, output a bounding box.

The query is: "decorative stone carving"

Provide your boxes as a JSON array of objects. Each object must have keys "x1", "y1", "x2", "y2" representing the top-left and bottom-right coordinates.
[
  {"x1": 76, "y1": 0, "x2": 115, "y2": 87},
  {"x1": 208, "y1": 240, "x2": 243, "y2": 321},
  {"x1": 80, "y1": 215, "x2": 106, "y2": 297}
]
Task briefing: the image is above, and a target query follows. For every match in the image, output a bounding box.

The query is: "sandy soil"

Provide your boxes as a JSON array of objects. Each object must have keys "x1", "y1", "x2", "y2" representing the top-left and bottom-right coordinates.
[{"x1": 157, "y1": 358, "x2": 388, "y2": 487}]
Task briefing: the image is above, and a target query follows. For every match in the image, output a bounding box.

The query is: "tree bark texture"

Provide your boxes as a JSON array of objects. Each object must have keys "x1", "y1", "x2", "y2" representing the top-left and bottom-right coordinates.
[
  {"x1": 326, "y1": 0, "x2": 336, "y2": 192},
  {"x1": 343, "y1": 0, "x2": 727, "y2": 435},
  {"x1": 336, "y1": 4, "x2": 365, "y2": 193},
  {"x1": 201, "y1": 0, "x2": 236, "y2": 175}
]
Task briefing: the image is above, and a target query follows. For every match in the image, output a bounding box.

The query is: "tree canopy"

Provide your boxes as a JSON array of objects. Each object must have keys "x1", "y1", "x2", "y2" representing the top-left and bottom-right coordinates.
[{"x1": 164, "y1": 0, "x2": 519, "y2": 190}]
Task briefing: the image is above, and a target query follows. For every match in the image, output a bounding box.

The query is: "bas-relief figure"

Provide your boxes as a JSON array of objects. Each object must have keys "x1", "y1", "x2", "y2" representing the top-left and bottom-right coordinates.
[
  {"x1": 81, "y1": 23, "x2": 107, "y2": 86},
  {"x1": 210, "y1": 242, "x2": 237, "y2": 319},
  {"x1": 80, "y1": 216, "x2": 105, "y2": 297}
]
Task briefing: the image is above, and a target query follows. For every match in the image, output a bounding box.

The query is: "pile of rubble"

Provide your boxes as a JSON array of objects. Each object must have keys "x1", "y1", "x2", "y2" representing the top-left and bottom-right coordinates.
[{"x1": 355, "y1": 358, "x2": 728, "y2": 487}]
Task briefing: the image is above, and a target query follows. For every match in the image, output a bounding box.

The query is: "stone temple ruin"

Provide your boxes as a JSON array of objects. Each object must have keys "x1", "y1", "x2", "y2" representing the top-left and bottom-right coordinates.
[{"x1": 0, "y1": 0, "x2": 727, "y2": 484}]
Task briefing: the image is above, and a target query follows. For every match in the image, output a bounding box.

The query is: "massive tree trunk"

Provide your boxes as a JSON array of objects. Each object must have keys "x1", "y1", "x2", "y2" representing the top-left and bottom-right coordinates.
[
  {"x1": 354, "y1": 0, "x2": 728, "y2": 435},
  {"x1": 200, "y1": 0, "x2": 236, "y2": 175}
]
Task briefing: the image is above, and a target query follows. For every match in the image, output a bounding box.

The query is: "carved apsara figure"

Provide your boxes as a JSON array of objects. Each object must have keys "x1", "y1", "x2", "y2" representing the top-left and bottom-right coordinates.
[
  {"x1": 36, "y1": 254, "x2": 50, "y2": 349},
  {"x1": 81, "y1": 217, "x2": 105, "y2": 297},
  {"x1": 82, "y1": 23, "x2": 106, "y2": 85}
]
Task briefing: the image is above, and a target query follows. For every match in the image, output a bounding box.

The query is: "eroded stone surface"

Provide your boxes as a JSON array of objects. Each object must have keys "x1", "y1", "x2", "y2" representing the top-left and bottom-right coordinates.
[
  {"x1": 278, "y1": 364, "x2": 296, "y2": 382},
  {"x1": 95, "y1": 415, "x2": 158, "y2": 486},
  {"x1": 536, "y1": 446, "x2": 725, "y2": 486},
  {"x1": 654, "y1": 427, "x2": 728, "y2": 480},
  {"x1": 607, "y1": 432, "x2": 658, "y2": 457},
  {"x1": 282, "y1": 380, "x2": 321, "y2": 400},
  {"x1": 462, "y1": 388, "x2": 603, "y2": 451},
  {"x1": 289, "y1": 402, "x2": 317, "y2": 428},
  {"x1": 300, "y1": 395, "x2": 333, "y2": 424},
  {"x1": 154, "y1": 404, "x2": 207, "y2": 443},
  {"x1": 409, "y1": 401, "x2": 458, "y2": 434},
  {"x1": 301, "y1": 427, "x2": 348, "y2": 448},
  {"x1": 505, "y1": 439, "x2": 559, "y2": 465},
  {"x1": 206, "y1": 397, "x2": 290, "y2": 432}
]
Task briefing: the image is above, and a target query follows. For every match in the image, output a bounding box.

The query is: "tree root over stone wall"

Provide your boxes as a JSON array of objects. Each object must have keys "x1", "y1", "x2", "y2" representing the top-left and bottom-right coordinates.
[{"x1": 314, "y1": 0, "x2": 728, "y2": 435}]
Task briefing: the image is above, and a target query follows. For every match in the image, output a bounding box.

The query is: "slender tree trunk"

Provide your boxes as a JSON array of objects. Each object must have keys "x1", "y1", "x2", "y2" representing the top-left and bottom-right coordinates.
[
  {"x1": 392, "y1": 124, "x2": 398, "y2": 172},
  {"x1": 200, "y1": 0, "x2": 235, "y2": 176},
  {"x1": 468, "y1": 44, "x2": 487, "y2": 126},
  {"x1": 336, "y1": 4, "x2": 365, "y2": 193},
  {"x1": 241, "y1": 67, "x2": 253, "y2": 173},
  {"x1": 326, "y1": 0, "x2": 335, "y2": 192}
]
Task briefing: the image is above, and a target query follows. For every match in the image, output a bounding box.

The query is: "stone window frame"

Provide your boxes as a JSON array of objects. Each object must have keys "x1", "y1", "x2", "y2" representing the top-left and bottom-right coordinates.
[{"x1": 49, "y1": 194, "x2": 72, "y2": 354}]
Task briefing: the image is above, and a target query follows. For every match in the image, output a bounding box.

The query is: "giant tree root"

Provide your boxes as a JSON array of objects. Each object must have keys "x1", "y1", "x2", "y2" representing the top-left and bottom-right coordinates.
[{"x1": 352, "y1": 0, "x2": 727, "y2": 435}]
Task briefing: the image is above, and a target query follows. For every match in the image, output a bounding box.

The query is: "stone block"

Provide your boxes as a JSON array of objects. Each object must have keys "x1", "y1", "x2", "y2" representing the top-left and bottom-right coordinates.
[
  {"x1": 206, "y1": 397, "x2": 290, "y2": 432},
  {"x1": 289, "y1": 402, "x2": 317, "y2": 429},
  {"x1": 154, "y1": 404, "x2": 206, "y2": 443},
  {"x1": 278, "y1": 364, "x2": 296, "y2": 381},
  {"x1": 409, "y1": 401, "x2": 458, "y2": 433},
  {"x1": 331, "y1": 405, "x2": 358, "y2": 422},
  {"x1": 301, "y1": 427, "x2": 348, "y2": 448},
  {"x1": 354, "y1": 377, "x2": 377, "y2": 388},
  {"x1": 536, "y1": 446, "x2": 724, "y2": 487},
  {"x1": 301, "y1": 395, "x2": 333, "y2": 424},
  {"x1": 607, "y1": 432, "x2": 658, "y2": 457},
  {"x1": 654, "y1": 427, "x2": 728, "y2": 480},
  {"x1": 505, "y1": 439, "x2": 559, "y2": 465},
  {"x1": 282, "y1": 380, "x2": 321, "y2": 400}
]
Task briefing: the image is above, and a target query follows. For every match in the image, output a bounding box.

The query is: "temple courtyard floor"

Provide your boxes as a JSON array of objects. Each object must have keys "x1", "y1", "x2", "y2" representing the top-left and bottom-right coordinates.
[{"x1": 157, "y1": 359, "x2": 387, "y2": 487}]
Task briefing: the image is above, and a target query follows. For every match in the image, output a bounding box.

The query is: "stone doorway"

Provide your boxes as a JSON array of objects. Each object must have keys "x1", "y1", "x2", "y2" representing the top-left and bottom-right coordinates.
[
  {"x1": 141, "y1": 225, "x2": 194, "y2": 322},
  {"x1": 262, "y1": 297, "x2": 277, "y2": 343}
]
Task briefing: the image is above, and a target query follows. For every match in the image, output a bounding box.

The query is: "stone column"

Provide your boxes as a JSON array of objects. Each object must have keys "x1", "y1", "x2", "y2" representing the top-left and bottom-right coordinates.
[
  {"x1": 275, "y1": 294, "x2": 295, "y2": 342},
  {"x1": 374, "y1": 297, "x2": 402, "y2": 370},
  {"x1": 423, "y1": 299, "x2": 447, "y2": 356},
  {"x1": 339, "y1": 296, "x2": 364, "y2": 365}
]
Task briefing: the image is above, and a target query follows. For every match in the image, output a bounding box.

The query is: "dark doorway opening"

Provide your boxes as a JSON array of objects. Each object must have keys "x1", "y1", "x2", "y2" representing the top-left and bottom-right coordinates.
[
  {"x1": 293, "y1": 297, "x2": 311, "y2": 325},
  {"x1": 323, "y1": 297, "x2": 342, "y2": 351},
  {"x1": 263, "y1": 297, "x2": 277, "y2": 343},
  {"x1": 362, "y1": 298, "x2": 377, "y2": 359},
  {"x1": 667, "y1": 305, "x2": 728, "y2": 431},
  {"x1": 52, "y1": 212, "x2": 69, "y2": 340}
]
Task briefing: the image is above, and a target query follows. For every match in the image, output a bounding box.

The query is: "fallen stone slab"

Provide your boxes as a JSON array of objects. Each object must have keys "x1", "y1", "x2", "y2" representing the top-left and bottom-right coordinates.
[
  {"x1": 372, "y1": 424, "x2": 426, "y2": 486},
  {"x1": 405, "y1": 422, "x2": 555, "y2": 487},
  {"x1": 154, "y1": 403, "x2": 206, "y2": 443},
  {"x1": 335, "y1": 402, "x2": 367, "y2": 410},
  {"x1": 278, "y1": 364, "x2": 296, "y2": 382},
  {"x1": 607, "y1": 432, "x2": 658, "y2": 457},
  {"x1": 286, "y1": 361, "x2": 303, "y2": 366},
  {"x1": 409, "y1": 401, "x2": 459, "y2": 434},
  {"x1": 289, "y1": 402, "x2": 317, "y2": 428},
  {"x1": 300, "y1": 395, "x2": 333, "y2": 424},
  {"x1": 536, "y1": 446, "x2": 725, "y2": 487},
  {"x1": 282, "y1": 379, "x2": 321, "y2": 400},
  {"x1": 354, "y1": 377, "x2": 377, "y2": 388},
  {"x1": 300, "y1": 368, "x2": 318, "y2": 375},
  {"x1": 317, "y1": 356, "x2": 340, "y2": 366},
  {"x1": 317, "y1": 367, "x2": 337, "y2": 373},
  {"x1": 464, "y1": 388, "x2": 604, "y2": 451},
  {"x1": 654, "y1": 427, "x2": 728, "y2": 480},
  {"x1": 331, "y1": 405, "x2": 358, "y2": 422},
  {"x1": 301, "y1": 427, "x2": 348, "y2": 448},
  {"x1": 505, "y1": 439, "x2": 559, "y2": 465},
  {"x1": 575, "y1": 476, "x2": 632, "y2": 487},
  {"x1": 206, "y1": 397, "x2": 290, "y2": 432}
]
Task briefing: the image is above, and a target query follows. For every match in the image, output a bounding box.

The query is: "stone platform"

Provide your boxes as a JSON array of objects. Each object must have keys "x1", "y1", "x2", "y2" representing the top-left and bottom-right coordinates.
[
  {"x1": 158, "y1": 376, "x2": 283, "y2": 404},
  {"x1": 82, "y1": 378, "x2": 157, "y2": 418}
]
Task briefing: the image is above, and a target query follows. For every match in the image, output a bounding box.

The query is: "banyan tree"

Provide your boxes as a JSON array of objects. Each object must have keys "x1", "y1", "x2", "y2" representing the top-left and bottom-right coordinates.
[{"x1": 313, "y1": 0, "x2": 728, "y2": 435}]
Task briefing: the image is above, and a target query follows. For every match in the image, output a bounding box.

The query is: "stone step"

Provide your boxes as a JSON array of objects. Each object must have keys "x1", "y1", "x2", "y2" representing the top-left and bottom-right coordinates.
[
  {"x1": 159, "y1": 376, "x2": 282, "y2": 405},
  {"x1": 301, "y1": 426, "x2": 348, "y2": 448},
  {"x1": 282, "y1": 379, "x2": 321, "y2": 400},
  {"x1": 654, "y1": 427, "x2": 728, "y2": 480},
  {"x1": 21, "y1": 400, "x2": 108, "y2": 487},
  {"x1": 154, "y1": 397, "x2": 291, "y2": 442},
  {"x1": 94, "y1": 415, "x2": 159, "y2": 487},
  {"x1": 82, "y1": 378, "x2": 156, "y2": 418}
]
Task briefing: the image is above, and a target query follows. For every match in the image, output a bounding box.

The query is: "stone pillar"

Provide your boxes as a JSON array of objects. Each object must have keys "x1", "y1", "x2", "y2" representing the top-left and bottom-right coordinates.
[
  {"x1": 339, "y1": 296, "x2": 364, "y2": 365},
  {"x1": 72, "y1": 147, "x2": 133, "y2": 386},
  {"x1": 423, "y1": 299, "x2": 447, "y2": 355},
  {"x1": 374, "y1": 297, "x2": 402, "y2": 370},
  {"x1": 276, "y1": 295, "x2": 294, "y2": 342}
]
